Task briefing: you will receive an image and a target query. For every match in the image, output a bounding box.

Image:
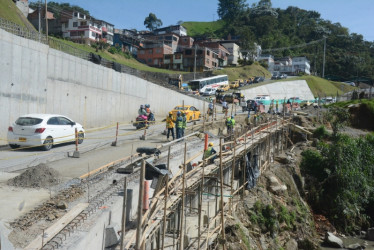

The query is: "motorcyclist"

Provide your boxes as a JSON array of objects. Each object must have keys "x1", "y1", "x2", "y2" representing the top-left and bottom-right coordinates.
[{"x1": 138, "y1": 105, "x2": 147, "y2": 116}]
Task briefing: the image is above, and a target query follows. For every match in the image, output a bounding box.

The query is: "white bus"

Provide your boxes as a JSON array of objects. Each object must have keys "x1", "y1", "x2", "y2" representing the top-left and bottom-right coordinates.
[{"x1": 188, "y1": 75, "x2": 229, "y2": 94}]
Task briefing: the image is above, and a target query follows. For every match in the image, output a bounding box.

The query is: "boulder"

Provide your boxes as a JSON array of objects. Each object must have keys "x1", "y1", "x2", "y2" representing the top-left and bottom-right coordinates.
[
  {"x1": 324, "y1": 232, "x2": 344, "y2": 248},
  {"x1": 56, "y1": 201, "x2": 68, "y2": 210},
  {"x1": 367, "y1": 227, "x2": 374, "y2": 241},
  {"x1": 268, "y1": 175, "x2": 287, "y2": 195},
  {"x1": 284, "y1": 239, "x2": 298, "y2": 250}
]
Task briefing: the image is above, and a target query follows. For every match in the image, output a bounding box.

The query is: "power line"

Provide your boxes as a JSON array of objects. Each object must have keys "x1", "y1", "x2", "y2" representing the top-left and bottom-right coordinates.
[{"x1": 261, "y1": 38, "x2": 324, "y2": 53}]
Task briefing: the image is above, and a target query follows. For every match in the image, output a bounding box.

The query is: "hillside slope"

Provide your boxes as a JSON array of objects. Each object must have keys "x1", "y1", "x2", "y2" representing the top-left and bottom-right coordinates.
[
  {"x1": 182, "y1": 20, "x2": 225, "y2": 37},
  {"x1": 0, "y1": 0, "x2": 35, "y2": 30},
  {"x1": 213, "y1": 62, "x2": 271, "y2": 81}
]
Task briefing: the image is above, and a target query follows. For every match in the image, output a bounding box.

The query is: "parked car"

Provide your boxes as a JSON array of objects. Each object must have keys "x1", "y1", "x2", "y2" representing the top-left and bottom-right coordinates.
[
  {"x1": 203, "y1": 87, "x2": 218, "y2": 96},
  {"x1": 229, "y1": 80, "x2": 239, "y2": 89},
  {"x1": 271, "y1": 73, "x2": 281, "y2": 80},
  {"x1": 7, "y1": 114, "x2": 85, "y2": 151},
  {"x1": 280, "y1": 74, "x2": 288, "y2": 79},
  {"x1": 255, "y1": 95, "x2": 271, "y2": 104},
  {"x1": 253, "y1": 76, "x2": 265, "y2": 83},
  {"x1": 170, "y1": 105, "x2": 201, "y2": 121},
  {"x1": 218, "y1": 84, "x2": 230, "y2": 92},
  {"x1": 343, "y1": 81, "x2": 356, "y2": 87}
]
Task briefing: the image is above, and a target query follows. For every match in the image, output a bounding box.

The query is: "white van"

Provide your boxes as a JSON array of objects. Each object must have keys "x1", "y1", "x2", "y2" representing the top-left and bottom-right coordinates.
[
  {"x1": 203, "y1": 87, "x2": 217, "y2": 96},
  {"x1": 200, "y1": 84, "x2": 218, "y2": 95}
]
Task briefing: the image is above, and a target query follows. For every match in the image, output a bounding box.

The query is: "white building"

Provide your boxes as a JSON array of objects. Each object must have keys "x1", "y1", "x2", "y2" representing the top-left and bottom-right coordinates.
[
  {"x1": 221, "y1": 42, "x2": 242, "y2": 66},
  {"x1": 292, "y1": 57, "x2": 310, "y2": 75},
  {"x1": 257, "y1": 54, "x2": 275, "y2": 71},
  {"x1": 61, "y1": 11, "x2": 114, "y2": 45},
  {"x1": 153, "y1": 25, "x2": 187, "y2": 37}
]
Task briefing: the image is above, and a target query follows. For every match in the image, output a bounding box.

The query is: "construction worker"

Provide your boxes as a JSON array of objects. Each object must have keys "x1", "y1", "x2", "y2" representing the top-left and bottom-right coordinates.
[
  {"x1": 181, "y1": 112, "x2": 187, "y2": 137},
  {"x1": 222, "y1": 100, "x2": 228, "y2": 116},
  {"x1": 203, "y1": 142, "x2": 217, "y2": 162},
  {"x1": 166, "y1": 112, "x2": 175, "y2": 141},
  {"x1": 208, "y1": 100, "x2": 214, "y2": 117},
  {"x1": 225, "y1": 116, "x2": 232, "y2": 134},
  {"x1": 176, "y1": 111, "x2": 183, "y2": 139},
  {"x1": 230, "y1": 115, "x2": 236, "y2": 134}
]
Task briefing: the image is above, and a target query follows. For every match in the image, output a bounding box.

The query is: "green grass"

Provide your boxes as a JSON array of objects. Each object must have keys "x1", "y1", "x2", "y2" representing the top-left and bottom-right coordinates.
[
  {"x1": 182, "y1": 20, "x2": 226, "y2": 37},
  {"x1": 49, "y1": 37, "x2": 185, "y2": 74},
  {"x1": 213, "y1": 62, "x2": 271, "y2": 82},
  {"x1": 267, "y1": 75, "x2": 356, "y2": 97},
  {"x1": 331, "y1": 98, "x2": 374, "y2": 113},
  {"x1": 0, "y1": 0, "x2": 35, "y2": 29}
]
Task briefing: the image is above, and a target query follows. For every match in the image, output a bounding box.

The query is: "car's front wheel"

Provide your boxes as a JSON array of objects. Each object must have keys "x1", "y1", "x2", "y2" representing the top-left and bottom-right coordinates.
[
  {"x1": 78, "y1": 131, "x2": 84, "y2": 144},
  {"x1": 42, "y1": 137, "x2": 53, "y2": 151},
  {"x1": 9, "y1": 144, "x2": 20, "y2": 149}
]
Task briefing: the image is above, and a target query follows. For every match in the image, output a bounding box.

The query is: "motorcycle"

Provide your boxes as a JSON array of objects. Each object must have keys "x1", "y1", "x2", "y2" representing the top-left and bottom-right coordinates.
[{"x1": 133, "y1": 112, "x2": 156, "y2": 130}]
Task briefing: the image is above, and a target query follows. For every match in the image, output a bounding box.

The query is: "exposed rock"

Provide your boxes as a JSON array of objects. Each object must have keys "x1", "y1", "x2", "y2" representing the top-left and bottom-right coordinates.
[
  {"x1": 367, "y1": 228, "x2": 374, "y2": 241},
  {"x1": 56, "y1": 201, "x2": 68, "y2": 210},
  {"x1": 267, "y1": 175, "x2": 287, "y2": 195},
  {"x1": 284, "y1": 238, "x2": 298, "y2": 250},
  {"x1": 47, "y1": 213, "x2": 55, "y2": 221},
  {"x1": 324, "y1": 232, "x2": 344, "y2": 248},
  {"x1": 347, "y1": 243, "x2": 363, "y2": 250}
]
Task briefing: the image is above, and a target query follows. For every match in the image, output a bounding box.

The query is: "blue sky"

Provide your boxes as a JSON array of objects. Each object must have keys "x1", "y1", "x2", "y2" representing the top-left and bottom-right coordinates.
[{"x1": 38, "y1": 0, "x2": 374, "y2": 41}]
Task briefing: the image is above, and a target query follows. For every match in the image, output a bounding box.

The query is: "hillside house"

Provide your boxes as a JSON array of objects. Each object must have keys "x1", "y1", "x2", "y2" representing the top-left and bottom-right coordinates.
[
  {"x1": 60, "y1": 11, "x2": 114, "y2": 45},
  {"x1": 220, "y1": 41, "x2": 242, "y2": 66}
]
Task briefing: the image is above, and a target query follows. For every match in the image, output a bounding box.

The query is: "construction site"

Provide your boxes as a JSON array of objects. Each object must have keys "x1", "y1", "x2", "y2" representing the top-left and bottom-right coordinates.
[{"x1": 1, "y1": 107, "x2": 314, "y2": 250}]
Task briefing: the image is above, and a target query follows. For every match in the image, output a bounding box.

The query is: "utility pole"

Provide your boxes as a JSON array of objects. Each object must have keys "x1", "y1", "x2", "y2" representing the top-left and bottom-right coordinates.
[
  {"x1": 193, "y1": 44, "x2": 197, "y2": 80},
  {"x1": 45, "y1": 0, "x2": 48, "y2": 41},
  {"x1": 322, "y1": 36, "x2": 326, "y2": 78},
  {"x1": 38, "y1": 0, "x2": 41, "y2": 34}
]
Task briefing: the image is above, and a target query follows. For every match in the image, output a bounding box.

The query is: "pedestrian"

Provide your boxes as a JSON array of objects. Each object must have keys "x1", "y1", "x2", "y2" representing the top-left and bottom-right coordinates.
[
  {"x1": 176, "y1": 111, "x2": 183, "y2": 139},
  {"x1": 181, "y1": 112, "x2": 187, "y2": 137},
  {"x1": 203, "y1": 142, "x2": 217, "y2": 163},
  {"x1": 254, "y1": 101, "x2": 258, "y2": 114},
  {"x1": 276, "y1": 100, "x2": 279, "y2": 113},
  {"x1": 165, "y1": 112, "x2": 175, "y2": 141}
]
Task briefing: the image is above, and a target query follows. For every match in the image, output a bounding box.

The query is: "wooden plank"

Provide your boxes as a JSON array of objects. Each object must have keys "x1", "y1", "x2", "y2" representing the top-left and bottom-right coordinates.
[{"x1": 26, "y1": 203, "x2": 89, "y2": 250}]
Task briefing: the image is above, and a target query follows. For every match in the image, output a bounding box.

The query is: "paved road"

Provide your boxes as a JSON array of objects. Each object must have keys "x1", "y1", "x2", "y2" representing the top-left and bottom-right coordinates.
[{"x1": 0, "y1": 121, "x2": 166, "y2": 172}]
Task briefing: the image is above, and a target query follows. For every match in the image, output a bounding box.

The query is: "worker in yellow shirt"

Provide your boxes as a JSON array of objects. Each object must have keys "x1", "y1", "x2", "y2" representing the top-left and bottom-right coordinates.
[{"x1": 166, "y1": 112, "x2": 175, "y2": 141}]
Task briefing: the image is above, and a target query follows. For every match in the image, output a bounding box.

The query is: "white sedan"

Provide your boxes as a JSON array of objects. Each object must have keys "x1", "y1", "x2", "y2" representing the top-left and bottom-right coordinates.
[{"x1": 7, "y1": 114, "x2": 85, "y2": 151}]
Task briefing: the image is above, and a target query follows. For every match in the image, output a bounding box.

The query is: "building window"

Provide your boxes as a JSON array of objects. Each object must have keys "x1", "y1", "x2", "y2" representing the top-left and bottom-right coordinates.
[
  {"x1": 73, "y1": 22, "x2": 78, "y2": 27},
  {"x1": 147, "y1": 58, "x2": 152, "y2": 63},
  {"x1": 148, "y1": 50, "x2": 153, "y2": 54},
  {"x1": 185, "y1": 49, "x2": 192, "y2": 55},
  {"x1": 175, "y1": 54, "x2": 181, "y2": 59},
  {"x1": 156, "y1": 48, "x2": 161, "y2": 53},
  {"x1": 74, "y1": 12, "x2": 78, "y2": 17},
  {"x1": 207, "y1": 59, "x2": 210, "y2": 64},
  {"x1": 80, "y1": 21, "x2": 87, "y2": 26},
  {"x1": 139, "y1": 50, "x2": 145, "y2": 55},
  {"x1": 207, "y1": 50, "x2": 210, "y2": 56}
]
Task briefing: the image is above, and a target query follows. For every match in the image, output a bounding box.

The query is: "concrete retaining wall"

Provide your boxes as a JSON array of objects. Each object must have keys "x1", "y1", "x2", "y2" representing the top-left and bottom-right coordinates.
[
  {"x1": 241, "y1": 80, "x2": 315, "y2": 101},
  {"x1": 0, "y1": 28, "x2": 207, "y2": 143}
]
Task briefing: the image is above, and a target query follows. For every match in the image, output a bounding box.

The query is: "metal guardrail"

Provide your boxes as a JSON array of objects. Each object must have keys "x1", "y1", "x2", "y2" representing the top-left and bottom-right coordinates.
[{"x1": 0, "y1": 17, "x2": 48, "y2": 44}]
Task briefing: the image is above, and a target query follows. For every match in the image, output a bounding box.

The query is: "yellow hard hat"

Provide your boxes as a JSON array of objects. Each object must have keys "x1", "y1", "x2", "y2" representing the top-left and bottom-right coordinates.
[
  {"x1": 169, "y1": 112, "x2": 172, "y2": 115},
  {"x1": 209, "y1": 142, "x2": 213, "y2": 146}
]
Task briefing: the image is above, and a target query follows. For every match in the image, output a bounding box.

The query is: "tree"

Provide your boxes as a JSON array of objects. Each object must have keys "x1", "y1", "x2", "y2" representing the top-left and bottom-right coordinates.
[
  {"x1": 144, "y1": 13, "x2": 163, "y2": 31},
  {"x1": 217, "y1": 0, "x2": 248, "y2": 22}
]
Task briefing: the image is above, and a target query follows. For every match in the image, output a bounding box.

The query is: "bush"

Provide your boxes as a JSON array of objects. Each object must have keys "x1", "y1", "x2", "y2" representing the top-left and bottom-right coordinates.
[{"x1": 313, "y1": 125, "x2": 330, "y2": 139}]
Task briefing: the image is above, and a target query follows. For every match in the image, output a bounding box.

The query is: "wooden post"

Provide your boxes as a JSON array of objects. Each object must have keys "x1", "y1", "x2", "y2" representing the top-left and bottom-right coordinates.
[
  {"x1": 219, "y1": 138, "x2": 226, "y2": 250},
  {"x1": 161, "y1": 147, "x2": 171, "y2": 250},
  {"x1": 136, "y1": 160, "x2": 146, "y2": 249},
  {"x1": 120, "y1": 177, "x2": 128, "y2": 250},
  {"x1": 230, "y1": 134, "x2": 236, "y2": 214},
  {"x1": 203, "y1": 102, "x2": 206, "y2": 133},
  {"x1": 242, "y1": 136, "x2": 247, "y2": 201},
  {"x1": 179, "y1": 143, "x2": 187, "y2": 250},
  {"x1": 198, "y1": 158, "x2": 206, "y2": 250}
]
